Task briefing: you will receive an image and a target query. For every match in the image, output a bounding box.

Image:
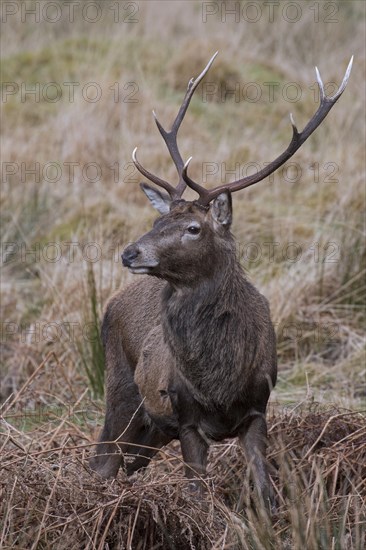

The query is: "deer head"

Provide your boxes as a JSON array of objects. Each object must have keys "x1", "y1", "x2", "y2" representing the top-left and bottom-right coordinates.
[
  {"x1": 122, "y1": 193, "x2": 232, "y2": 284},
  {"x1": 122, "y1": 52, "x2": 353, "y2": 281}
]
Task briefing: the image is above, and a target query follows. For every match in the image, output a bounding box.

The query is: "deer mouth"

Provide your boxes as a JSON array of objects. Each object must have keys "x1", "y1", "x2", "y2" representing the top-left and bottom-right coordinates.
[
  {"x1": 121, "y1": 247, "x2": 159, "y2": 274},
  {"x1": 128, "y1": 266, "x2": 155, "y2": 275}
]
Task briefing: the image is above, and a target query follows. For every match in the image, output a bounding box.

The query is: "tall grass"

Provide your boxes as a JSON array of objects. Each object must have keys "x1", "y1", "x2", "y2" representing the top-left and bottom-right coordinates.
[
  {"x1": 78, "y1": 263, "x2": 105, "y2": 398},
  {"x1": 0, "y1": 1, "x2": 365, "y2": 546}
]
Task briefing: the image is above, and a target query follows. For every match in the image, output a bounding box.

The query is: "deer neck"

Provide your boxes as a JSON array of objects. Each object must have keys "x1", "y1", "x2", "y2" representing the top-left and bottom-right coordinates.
[
  {"x1": 163, "y1": 237, "x2": 240, "y2": 302},
  {"x1": 160, "y1": 244, "x2": 248, "y2": 407}
]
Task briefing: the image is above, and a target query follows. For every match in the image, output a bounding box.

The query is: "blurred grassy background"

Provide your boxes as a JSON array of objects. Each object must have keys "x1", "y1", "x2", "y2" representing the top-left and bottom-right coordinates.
[
  {"x1": 1, "y1": 2, "x2": 365, "y2": 548},
  {"x1": 1, "y1": 0, "x2": 365, "y2": 411}
]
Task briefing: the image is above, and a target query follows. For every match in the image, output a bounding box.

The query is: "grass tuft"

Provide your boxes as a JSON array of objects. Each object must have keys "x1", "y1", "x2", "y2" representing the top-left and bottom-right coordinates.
[{"x1": 77, "y1": 263, "x2": 105, "y2": 398}]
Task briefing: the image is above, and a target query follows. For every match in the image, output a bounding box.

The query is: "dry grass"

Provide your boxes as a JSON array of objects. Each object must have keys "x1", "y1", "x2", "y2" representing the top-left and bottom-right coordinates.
[
  {"x1": 1, "y1": 378, "x2": 365, "y2": 549},
  {"x1": 1, "y1": 0, "x2": 366, "y2": 547}
]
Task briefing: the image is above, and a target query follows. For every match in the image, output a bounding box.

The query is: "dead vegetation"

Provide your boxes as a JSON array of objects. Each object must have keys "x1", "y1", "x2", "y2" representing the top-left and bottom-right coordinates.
[
  {"x1": 1, "y1": 0, "x2": 365, "y2": 547},
  {"x1": 1, "y1": 389, "x2": 365, "y2": 549}
]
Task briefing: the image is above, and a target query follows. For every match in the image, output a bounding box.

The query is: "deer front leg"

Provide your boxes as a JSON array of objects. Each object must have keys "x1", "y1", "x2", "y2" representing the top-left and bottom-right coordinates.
[
  {"x1": 90, "y1": 390, "x2": 146, "y2": 478},
  {"x1": 179, "y1": 424, "x2": 209, "y2": 493},
  {"x1": 89, "y1": 329, "x2": 147, "y2": 478},
  {"x1": 126, "y1": 424, "x2": 172, "y2": 475},
  {"x1": 238, "y1": 412, "x2": 273, "y2": 511},
  {"x1": 169, "y1": 384, "x2": 209, "y2": 492}
]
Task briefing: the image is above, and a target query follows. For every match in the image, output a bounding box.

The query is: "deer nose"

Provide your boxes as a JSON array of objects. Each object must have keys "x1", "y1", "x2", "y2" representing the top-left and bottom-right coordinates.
[{"x1": 122, "y1": 244, "x2": 139, "y2": 267}]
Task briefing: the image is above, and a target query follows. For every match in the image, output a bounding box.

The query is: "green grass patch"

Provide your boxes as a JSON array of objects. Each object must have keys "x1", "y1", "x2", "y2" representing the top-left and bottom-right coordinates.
[{"x1": 77, "y1": 263, "x2": 105, "y2": 399}]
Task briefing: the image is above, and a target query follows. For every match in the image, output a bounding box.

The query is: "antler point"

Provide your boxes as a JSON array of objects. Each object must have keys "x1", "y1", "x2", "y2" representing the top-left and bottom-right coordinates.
[
  {"x1": 346, "y1": 55, "x2": 354, "y2": 76},
  {"x1": 184, "y1": 156, "x2": 193, "y2": 170},
  {"x1": 289, "y1": 113, "x2": 297, "y2": 129},
  {"x1": 315, "y1": 66, "x2": 325, "y2": 100}
]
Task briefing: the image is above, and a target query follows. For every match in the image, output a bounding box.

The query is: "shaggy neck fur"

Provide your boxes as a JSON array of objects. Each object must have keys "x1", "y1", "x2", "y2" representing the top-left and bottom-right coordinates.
[{"x1": 161, "y1": 235, "x2": 269, "y2": 410}]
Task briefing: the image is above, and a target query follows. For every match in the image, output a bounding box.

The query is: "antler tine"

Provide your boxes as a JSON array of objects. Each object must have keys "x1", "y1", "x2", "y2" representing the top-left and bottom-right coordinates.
[
  {"x1": 132, "y1": 52, "x2": 218, "y2": 200},
  {"x1": 182, "y1": 157, "x2": 211, "y2": 206},
  {"x1": 153, "y1": 51, "x2": 218, "y2": 198},
  {"x1": 183, "y1": 57, "x2": 353, "y2": 206},
  {"x1": 329, "y1": 55, "x2": 353, "y2": 99},
  {"x1": 132, "y1": 147, "x2": 177, "y2": 197}
]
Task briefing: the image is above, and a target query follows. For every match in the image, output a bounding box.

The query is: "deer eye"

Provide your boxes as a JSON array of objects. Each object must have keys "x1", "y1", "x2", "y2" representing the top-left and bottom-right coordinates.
[{"x1": 187, "y1": 225, "x2": 201, "y2": 235}]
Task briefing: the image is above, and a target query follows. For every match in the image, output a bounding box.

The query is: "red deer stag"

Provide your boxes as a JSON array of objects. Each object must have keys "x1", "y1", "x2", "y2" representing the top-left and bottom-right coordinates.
[{"x1": 90, "y1": 53, "x2": 353, "y2": 508}]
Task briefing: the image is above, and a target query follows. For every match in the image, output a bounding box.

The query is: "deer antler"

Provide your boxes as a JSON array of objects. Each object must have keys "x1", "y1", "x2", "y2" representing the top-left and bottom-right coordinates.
[
  {"x1": 132, "y1": 52, "x2": 218, "y2": 200},
  {"x1": 182, "y1": 56, "x2": 353, "y2": 206}
]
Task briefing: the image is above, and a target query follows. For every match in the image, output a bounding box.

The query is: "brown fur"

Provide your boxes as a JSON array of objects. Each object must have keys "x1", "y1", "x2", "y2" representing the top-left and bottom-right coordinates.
[
  {"x1": 134, "y1": 324, "x2": 173, "y2": 417},
  {"x1": 90, "y1": 193, "x2": 277, "y2": 509},
  {"x1": 89, "y1": 53, "x2": 353, "y2": 509}
]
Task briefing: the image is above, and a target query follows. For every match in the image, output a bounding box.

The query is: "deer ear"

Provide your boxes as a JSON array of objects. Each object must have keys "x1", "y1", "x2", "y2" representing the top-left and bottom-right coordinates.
[
  {"x1": 210, "y1": 191, "x2": 232, "y2": 228},
  {"x1": 140, "y1": 183, "x2": 171, "y2": 215}
]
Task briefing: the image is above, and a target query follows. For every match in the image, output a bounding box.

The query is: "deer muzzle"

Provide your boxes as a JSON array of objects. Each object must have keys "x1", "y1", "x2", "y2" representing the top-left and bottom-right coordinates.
[{"x1": 122, "y1": 243, "x2": 159, "y2": 274}]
